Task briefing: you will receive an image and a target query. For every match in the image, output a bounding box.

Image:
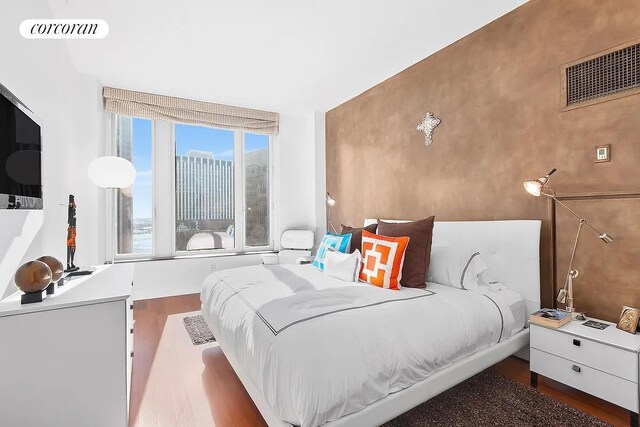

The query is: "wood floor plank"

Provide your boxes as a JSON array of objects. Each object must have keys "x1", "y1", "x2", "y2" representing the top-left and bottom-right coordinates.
[
  {"x1": 130, "y1": 295, "x2": 264, "y2": 427},
  {"x1": 130, "y1": 294, "x2": 629, "y2": 427},
  {"x1": 130, "y1": 299, "x2": 160, "y2": 427}
]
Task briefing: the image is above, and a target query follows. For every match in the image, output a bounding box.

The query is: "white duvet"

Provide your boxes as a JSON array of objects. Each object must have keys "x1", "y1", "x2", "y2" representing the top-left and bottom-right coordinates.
[{"x1": 201, "y1": 264, "x2": 524, "y2": 427}]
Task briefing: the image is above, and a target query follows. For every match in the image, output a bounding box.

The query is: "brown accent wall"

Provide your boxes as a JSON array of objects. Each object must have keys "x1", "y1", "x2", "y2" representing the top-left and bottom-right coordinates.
[
  {"x1": 555, "y1": 194, "x2": 640, "y2": 321},
  {"x1": 326, "y1": 0, "x2": 640, "y2": 319}
]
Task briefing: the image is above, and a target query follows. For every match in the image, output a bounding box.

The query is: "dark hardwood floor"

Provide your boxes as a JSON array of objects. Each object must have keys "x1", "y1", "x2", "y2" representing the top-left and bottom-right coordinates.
[{"x1": 130, "y1": 294, "x2": 629, "y2": 427}]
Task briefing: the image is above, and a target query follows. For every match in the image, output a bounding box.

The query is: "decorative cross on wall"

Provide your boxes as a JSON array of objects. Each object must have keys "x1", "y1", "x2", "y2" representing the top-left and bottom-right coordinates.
[{"x1": 416, "y1": 112, "x2": 441, "y2": 146}]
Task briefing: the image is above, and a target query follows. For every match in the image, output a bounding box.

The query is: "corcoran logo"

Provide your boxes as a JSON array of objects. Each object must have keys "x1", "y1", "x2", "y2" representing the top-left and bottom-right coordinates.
[{"x1": 20, "y1": 19, "x2": 109, "y2": 39}]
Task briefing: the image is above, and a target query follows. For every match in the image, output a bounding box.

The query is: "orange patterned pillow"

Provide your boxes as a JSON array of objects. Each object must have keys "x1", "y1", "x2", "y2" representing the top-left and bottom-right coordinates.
[{"x1": 359, "y1": 230, "x2": 410, "y2": 290}]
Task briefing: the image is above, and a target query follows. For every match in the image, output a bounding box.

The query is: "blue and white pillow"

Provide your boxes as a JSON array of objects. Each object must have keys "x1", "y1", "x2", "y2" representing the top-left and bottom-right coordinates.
[{"x1": 313, "y1": 233, "x2": 352, "y2": 271}]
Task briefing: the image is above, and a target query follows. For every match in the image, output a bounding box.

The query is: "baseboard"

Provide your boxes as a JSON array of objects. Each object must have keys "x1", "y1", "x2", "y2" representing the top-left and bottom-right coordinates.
[
  {"x1": 132, "y1": 282, "x2": 202, "y2": 301},
  {"x1": 128, "y1": 253, "x2": 264, "y2": 301}
]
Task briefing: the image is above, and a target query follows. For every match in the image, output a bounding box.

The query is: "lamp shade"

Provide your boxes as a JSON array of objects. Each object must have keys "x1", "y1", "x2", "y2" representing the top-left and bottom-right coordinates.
[
  {"x1": 523, "y1": 168, "x2": 556, "y2": 197},
  {"x1": 523, "y1": 180, "x2": 543, "y2": 196},
  {"x1": 326, "y1": 193, "x2": 336, "y2": 207},
  {"x1": 88, "y1": 156, "x2": 136, "y2": 189}
]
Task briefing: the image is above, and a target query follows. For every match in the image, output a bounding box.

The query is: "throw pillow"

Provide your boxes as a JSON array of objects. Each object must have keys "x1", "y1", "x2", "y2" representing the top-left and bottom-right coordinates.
[
  {"x1": 324, "y1": 249, "x2": 362, "y2": 282},
  {"x1": 313, "y1": 233, "x2": 352, "y2": 271},
  {"x1": 340, "y1": 223, "x2": 378, "y2": 254},
  {"x1": 427, "y1": 246, "x2": 489, "y2": 292},
  {"x1": 359, "y1": 230, "x2": 409, "y2": 290},
  {"x1": 377, "y1": 217, "x2": 435, "y2": 288}
]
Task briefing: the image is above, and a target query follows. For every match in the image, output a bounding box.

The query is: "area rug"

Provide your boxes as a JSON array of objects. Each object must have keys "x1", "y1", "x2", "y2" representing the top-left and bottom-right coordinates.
[
  {"x1": 383, "y1": 369, "x2": 611, "y2": 427},
  {"x1": 183, "y1": 314, "x2": 216, "y2": 345}
]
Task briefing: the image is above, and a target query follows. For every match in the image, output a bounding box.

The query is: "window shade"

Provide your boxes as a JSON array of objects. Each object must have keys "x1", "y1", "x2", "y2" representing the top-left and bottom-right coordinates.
[{"x1": 103, "y1": 87, "x2": 279, "y2": 135}]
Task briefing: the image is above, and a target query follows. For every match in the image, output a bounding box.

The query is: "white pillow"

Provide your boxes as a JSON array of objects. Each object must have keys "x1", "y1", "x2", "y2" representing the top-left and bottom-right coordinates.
[
  {"x1": 324, "y1": 249, "x2": 362, "y2": 282},
  {"x1": 478, "y1": 270, "x2": 508, "y2": 293},
  {"x1": 427, "y1": 246, "x2": 488, "y2": 292}
]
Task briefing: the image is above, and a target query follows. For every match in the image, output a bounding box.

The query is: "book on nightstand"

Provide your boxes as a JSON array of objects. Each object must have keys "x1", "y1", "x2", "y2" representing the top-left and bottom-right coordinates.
[{"x1": 529, "y1": 308, "x2": 572, "y2": 328}]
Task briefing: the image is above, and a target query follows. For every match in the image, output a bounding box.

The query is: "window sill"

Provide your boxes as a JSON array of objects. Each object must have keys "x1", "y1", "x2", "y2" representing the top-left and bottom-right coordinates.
[{"x1": 113, "y1": 250, "x2": 276, "y2": 264}]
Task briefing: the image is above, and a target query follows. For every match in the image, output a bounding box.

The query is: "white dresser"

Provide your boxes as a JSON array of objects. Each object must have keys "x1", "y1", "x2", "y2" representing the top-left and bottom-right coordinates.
[
  {"x1": 530, "y1": 319, "x2": 640, "y2": 426},
  {"x1": 0, "y1": 264, "x2": 135, "y2": 427}
]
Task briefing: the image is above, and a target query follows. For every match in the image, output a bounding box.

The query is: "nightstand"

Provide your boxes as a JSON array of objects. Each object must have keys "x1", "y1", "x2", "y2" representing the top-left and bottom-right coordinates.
[{"x1": 530, "y1": 318, "x2": 640, "y2": 427}]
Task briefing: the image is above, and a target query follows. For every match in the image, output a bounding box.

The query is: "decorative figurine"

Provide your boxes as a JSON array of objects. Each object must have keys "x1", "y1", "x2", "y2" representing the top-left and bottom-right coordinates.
[
  {"x1": 37, "y1": 256, "x2": 65, "y2": 294},
  {"x1": 617, "y1": 306, "x2": 640, "y2": 334},
  {"x1": 15, "y1": 260, "x2": 52, "y2": 304},
  {"x1": 417, "y1": 112, "x2": 442, "y2": 146},
  {"x1": 65, "y1": 194, "x2": 79, "y2": 273}
]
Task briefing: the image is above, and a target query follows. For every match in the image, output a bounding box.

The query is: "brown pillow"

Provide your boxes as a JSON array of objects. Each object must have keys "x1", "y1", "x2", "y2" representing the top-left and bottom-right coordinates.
[
  {"x1": 377, "y1": 217, "x2": 435, "y2": 288},
  {"x1": 340, "y1": 223, "x2": 377, "y2": 254}
]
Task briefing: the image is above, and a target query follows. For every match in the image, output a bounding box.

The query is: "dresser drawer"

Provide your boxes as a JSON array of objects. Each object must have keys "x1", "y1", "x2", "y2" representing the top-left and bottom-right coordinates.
[
  {"x1": 531, "y1": 324, "x2": 638, "y2": 382},
  {"x1": 531, "y1": 348, "x2": 639, "y2": 412}
]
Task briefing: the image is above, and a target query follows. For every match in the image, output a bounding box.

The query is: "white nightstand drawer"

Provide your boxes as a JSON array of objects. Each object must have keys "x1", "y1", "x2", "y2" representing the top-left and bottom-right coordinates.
[
  {"x1": 531, "y1": 348, "x2": 639, "y2": 412},
  {"x1": 531, "y1": 324, "x2": 638, "y2": 382}
]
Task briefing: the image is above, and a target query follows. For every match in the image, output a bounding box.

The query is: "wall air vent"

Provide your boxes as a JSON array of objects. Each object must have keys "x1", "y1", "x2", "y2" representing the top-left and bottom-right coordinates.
[{"x1": 562, "y1": 41, "x2": 640, "y2": 110}]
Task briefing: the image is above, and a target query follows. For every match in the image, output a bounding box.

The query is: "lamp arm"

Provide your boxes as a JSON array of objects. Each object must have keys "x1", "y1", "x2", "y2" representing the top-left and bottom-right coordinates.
[
  {"x1": 542, "y1": 192, "x2": 607, "y2": 238},
  {"x1": 559, "y1": 219, "x2": 585, "y2": 311},
  {"x1": 565, "y1": 220, "x2": 584, "y2": 284}
]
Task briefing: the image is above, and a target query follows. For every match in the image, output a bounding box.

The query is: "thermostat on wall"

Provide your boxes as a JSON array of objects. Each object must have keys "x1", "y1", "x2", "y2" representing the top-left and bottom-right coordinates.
[{"x1": 595, "y1": 144, "x2": 610, "y2": 163}]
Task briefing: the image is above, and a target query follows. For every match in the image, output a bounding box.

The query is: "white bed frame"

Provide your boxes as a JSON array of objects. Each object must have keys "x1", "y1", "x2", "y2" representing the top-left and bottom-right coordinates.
[{"x1": 208, "y1": 220, "x2": 541, "y2": 427}]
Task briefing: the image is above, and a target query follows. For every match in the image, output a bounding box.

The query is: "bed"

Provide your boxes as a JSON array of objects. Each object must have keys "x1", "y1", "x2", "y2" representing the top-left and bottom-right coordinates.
[{"x1": 201, "y1": 220, "x2": 541, "y2": 427}]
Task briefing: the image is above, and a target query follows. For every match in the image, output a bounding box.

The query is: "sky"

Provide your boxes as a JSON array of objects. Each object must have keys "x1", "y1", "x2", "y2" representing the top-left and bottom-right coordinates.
[{"x1": 128, "y1": 118, "x2": 268, "y2": 219}]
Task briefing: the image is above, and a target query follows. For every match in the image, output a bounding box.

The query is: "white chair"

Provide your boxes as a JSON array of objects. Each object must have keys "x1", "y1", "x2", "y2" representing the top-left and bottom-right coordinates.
[
  {"x1": 186, "y1": 231, "x2": 235, "y2": 250},
  {"x1": 186, "y1": 232, "x2": 217, "y2": 250},
  {"x1": 262, "y1": 230, "x2": 315, "y2": 265}
]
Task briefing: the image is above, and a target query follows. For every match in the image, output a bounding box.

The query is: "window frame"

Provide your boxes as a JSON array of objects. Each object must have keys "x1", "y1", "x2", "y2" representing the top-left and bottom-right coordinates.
[
  {"x1": 106, "y1": 114, "x2": 158, "y2": 262},
  {"x1": 107, "y1": 113, "x2": 275, "y2": 261},
  {"x1": 240, "y1": 131, "x2": 276, "y2": 253}
]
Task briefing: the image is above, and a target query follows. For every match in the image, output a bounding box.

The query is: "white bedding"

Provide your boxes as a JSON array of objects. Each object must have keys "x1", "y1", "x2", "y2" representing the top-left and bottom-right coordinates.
[{"x1": 201, "y1": 264, "x2": 525, "y2": 427}]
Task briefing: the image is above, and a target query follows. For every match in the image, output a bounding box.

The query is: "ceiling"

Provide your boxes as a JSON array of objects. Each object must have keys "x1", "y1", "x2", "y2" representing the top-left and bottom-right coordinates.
[{"x1": 47, "y1": 0, "x2": 527, "y2": 113}]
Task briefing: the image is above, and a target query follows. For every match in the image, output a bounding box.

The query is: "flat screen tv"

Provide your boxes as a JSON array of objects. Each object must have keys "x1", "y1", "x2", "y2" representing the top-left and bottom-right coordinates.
[{"x1": 0, "y1": 83, "x2": 42, "y2": 209}]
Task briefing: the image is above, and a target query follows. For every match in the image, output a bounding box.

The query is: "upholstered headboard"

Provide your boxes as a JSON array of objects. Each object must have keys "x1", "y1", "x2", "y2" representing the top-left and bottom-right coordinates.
[{"x1": 364, "y1": 219, "x2": 542, "y2": 317}]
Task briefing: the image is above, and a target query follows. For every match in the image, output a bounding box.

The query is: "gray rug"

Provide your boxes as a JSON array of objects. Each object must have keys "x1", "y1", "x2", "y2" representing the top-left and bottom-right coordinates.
[
  {"x1": 384, "y1": 369, "x2": 612, "y2": 427},
  {"x1": 183, "y1": 314, "x2": 216, "y2": 345}
]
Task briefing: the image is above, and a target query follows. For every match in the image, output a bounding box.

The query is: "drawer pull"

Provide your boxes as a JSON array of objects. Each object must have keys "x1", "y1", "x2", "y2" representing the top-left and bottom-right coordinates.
[
  {"x1": 572, "y1": 364, "x2": 581, "y2": 373},
  {"x1": 573, "y1": 339, "x2": 581, "y2": 346}
]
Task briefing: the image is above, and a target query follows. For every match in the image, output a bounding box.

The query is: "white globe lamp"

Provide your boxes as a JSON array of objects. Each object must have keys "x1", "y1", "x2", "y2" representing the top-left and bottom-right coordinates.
[
  {"x1": 88, "y1": 156, "x2": 136, "y2": 189},
  {"x1": 88, "y1": 156, "x2": 137, "y2": 264}
]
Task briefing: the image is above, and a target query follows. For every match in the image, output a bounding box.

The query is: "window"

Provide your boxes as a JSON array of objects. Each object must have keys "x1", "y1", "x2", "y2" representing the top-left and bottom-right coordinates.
[
  {"x1": 174, "y1": 125, "x2": 236, "y2": 251},
  {"x1": 115, "y1": 116, "x2": 153, "y2": 256},
  {"x1": 244, "y1": 133, "x2": 270, "y2": 247},
  {"x1": 109, "y1": 115, "x2": 273, "y2": 260}
]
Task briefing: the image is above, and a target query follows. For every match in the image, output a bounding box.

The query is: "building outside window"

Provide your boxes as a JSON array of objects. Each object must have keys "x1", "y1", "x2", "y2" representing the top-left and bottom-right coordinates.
[
  {"x1": 244, "y1": 133, "x2": 270, "y2": 247},
  {"x1": 174, "y1": 125, "x2": 236, "y2": 251}
]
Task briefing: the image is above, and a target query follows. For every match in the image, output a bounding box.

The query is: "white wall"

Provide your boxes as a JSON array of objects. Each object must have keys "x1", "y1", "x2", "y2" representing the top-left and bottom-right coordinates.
[
  {"x1": 0, "y1": 0, "x2": 103, "y2": 299},
  {"x1": 276, "y1": 112, "x2": 318, "y2": 242},
  {"x1": 66, "y1": 78, "x2": 107, "y2": 268},
  {"x1": 313, "y1": 112, "x2": 327, "y2": 247},
  {"x1": 131, "y1": 254, "x2": 266, "y2": 300}
]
